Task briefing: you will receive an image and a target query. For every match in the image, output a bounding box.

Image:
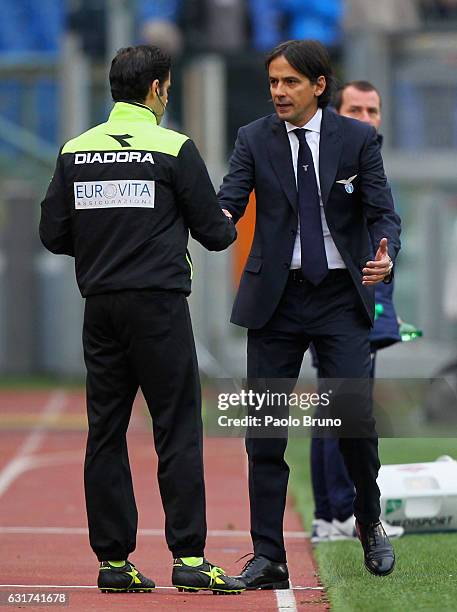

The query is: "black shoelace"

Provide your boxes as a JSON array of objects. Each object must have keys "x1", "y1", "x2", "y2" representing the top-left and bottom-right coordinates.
[
  {"x1": 236, "y1": 552, "x2": 259, "y2": 573},
  {"x1": 367, "y1": 522, "x2": 386, "y2": 549},
  {"x1": 236, "y1": 553, "x2": 270, "y2": 574}
]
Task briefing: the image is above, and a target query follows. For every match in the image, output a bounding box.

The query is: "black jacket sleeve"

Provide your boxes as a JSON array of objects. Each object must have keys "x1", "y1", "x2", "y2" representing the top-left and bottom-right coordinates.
[
  {"x1": 39, "y1": 150, "x2": 74, "y2": 256},
  {"x1": 217, "y1": 127, "x2": 255, "y2": 224},
  {"x1": 359, "y1": 127, "x2": 401, "y2": 264},
  {"x1": 174, "y1": 139, "x2": 236, "y2": 251}
]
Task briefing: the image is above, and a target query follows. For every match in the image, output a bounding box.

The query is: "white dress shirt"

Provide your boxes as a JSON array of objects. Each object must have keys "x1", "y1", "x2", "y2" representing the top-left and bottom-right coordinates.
[{"x1": 285, "y1": 108, "x2": 346, "y2": 270}]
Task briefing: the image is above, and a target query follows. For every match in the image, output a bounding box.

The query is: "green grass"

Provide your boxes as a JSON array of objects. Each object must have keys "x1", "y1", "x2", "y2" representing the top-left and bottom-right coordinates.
[
  {"x1": 314, "y1": 534, "x2": 457, "y2": 612},
  {"x1": 286, "y1": 438, "x2": 457, "y2": 612}
]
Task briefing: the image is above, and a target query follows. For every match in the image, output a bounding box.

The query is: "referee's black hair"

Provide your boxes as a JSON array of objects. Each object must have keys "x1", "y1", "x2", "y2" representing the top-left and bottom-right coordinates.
[
  {"x1": 265, "y1": 40, "x2": 336, "y2": 108},
  {"x1": 110, "y1": 45, "x2": 171, "y2": 103}
]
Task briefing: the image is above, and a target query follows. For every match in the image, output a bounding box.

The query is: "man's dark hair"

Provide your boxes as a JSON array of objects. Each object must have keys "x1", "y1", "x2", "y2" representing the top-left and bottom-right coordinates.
[
  {"x1": 265, "y1": 40, "x2": 336, "y2": 108},
  {"x1": 109, "y1": 45, "x2": 171, "y2": 103},
  {"x1": 333, "y1": 80, "x2": 382, "y2": 111}
]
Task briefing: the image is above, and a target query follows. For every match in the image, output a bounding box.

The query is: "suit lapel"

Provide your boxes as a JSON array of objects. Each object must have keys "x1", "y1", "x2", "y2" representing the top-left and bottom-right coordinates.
[
  {"x1": 267, "y1": 115, "x2": 297, "y2": 214},
  {"x1": 266, "y1": 111, "x2": 343, "y2": 213},
  {"x1": 319, "y1": 108, "x2": 343, "y2": 206}
]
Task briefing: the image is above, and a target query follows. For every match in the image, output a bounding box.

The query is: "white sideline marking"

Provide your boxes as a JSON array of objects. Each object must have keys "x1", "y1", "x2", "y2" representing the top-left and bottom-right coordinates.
[
  {"x1": 0, "y1": 526, "x2": 309, "y2": 538},
  {"x1": 276, "y1": 583, "x2": 299, "y2": 611},
  {"x1": 26, "y1": 450, "x2": 83, "y2": 468},
  {"x1": 0, "y1": 583, "x2": 322, "y2": 591},
  {"x1": 241, "y1": 442, "x2": 299, "y2": 612},
  {"x1": 0, "y1": 391, "x2": 67, "y2": 499}
]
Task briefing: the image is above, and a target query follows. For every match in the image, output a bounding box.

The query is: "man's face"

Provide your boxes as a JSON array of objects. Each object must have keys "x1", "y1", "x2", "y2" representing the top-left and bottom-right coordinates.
[
  {"x1": 338, "y1": 86, "x2": 382, "y2": 130},
  {"x1": 268, "y1": 55, "x2": 325, "y2": 127}
]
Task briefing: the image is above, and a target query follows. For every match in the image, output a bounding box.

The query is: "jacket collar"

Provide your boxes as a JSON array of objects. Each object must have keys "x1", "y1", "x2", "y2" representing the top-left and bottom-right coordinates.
[
  {"x1": 268, "y1": 114, "x2": 298, "y2": 213},
  {"x1": 108, "y1": 101, "x2": 158, "y2": 124},
  {"x1": 318, "y1": 107, "x2": 343, "y2": 206}
]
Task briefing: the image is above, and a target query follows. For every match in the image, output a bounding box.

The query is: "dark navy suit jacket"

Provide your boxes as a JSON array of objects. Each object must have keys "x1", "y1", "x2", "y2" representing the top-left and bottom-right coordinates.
[{"x1": 218, "y1": 108, "x2": 401, "y2": 330}]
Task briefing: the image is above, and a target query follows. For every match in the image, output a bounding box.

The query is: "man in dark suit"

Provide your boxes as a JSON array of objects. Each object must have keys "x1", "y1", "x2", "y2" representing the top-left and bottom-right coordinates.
[
  {"x1": 218, "y1": 40, "x2": 401, "y2": 585},
  {"x1": 310, "y1": 80, "x2": 403, "y2": 544}
]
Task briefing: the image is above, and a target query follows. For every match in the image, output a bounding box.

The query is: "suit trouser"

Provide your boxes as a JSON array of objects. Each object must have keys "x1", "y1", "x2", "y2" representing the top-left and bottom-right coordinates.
[
  {"x1": 311, "y1": 354, "x2": 377, "y2": 522},
  {"x1": 246, "y1": 271, "x2": 381, "y2": 563},
  {"x1": 83, "y1": 290, "x2": 206, "y2": 561}
]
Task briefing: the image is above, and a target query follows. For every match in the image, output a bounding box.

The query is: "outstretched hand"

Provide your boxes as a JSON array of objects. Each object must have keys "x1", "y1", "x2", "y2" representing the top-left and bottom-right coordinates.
[{"x1": 362, "y1": 238, "x2": 393, "y2": 286}]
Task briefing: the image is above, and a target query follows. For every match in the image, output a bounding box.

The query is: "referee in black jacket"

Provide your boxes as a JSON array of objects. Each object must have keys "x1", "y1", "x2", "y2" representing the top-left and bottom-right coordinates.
[{"x1": 40, "y1": 45, "x2": 244, "y2": 595}]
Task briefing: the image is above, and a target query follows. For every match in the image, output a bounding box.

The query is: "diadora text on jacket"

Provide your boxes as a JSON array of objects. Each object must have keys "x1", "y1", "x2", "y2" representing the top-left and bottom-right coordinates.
[{"x1": 40, "y1": 102, "x2": 236, "y2": 297}]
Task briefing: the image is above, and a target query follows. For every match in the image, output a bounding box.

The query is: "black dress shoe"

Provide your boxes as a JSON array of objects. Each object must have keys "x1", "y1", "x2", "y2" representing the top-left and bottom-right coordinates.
[
  {"x1": 235, "y1": 555, "x2": 289, "y2": 590},
  {"x1": 356, "y1": 520, "x2": 395, "y2": 576}
]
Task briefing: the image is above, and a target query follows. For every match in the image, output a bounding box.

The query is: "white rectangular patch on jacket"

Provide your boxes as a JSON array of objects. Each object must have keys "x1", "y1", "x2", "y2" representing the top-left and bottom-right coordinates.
[{"x1": 74, "y1": 180, "x2": 155, "y2": 209}]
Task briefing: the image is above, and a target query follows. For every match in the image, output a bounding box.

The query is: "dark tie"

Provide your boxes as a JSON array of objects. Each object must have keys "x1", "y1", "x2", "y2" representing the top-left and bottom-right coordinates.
[{"x1": 294, "y1": 129, "x2": 328, "y2": 285}]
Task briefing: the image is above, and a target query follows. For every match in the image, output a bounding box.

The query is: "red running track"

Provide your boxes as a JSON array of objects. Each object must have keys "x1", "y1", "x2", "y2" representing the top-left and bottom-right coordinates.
[{"x1": 0, "y1": 390, "x2": 328, "y2": 611}]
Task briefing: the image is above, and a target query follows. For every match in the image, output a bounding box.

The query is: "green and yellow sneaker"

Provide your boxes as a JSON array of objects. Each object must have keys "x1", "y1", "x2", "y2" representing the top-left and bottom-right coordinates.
[
  {"x1": 172, "y1": 557, "x2": 245, "y2": 595},
  {"x1": 98, "y1": 560, "x2": 155, "y2": 593}
]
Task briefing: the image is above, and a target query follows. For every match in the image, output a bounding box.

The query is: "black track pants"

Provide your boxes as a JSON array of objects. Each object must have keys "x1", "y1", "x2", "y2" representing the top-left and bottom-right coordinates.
[{"x1": 83, "y1": 290, "x2": 206, "y2": 561}]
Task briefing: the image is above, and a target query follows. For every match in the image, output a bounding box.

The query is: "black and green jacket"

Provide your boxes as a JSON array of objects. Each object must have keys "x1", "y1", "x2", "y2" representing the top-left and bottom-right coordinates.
[{"x1": 39, "y1": 102, "x2": 236, "y2": 297}]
